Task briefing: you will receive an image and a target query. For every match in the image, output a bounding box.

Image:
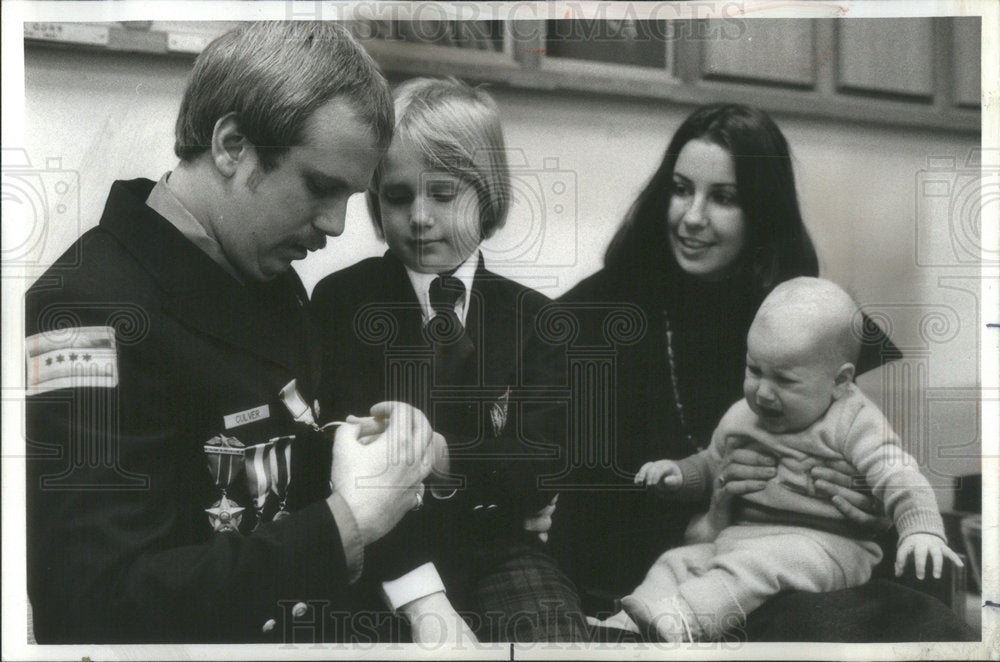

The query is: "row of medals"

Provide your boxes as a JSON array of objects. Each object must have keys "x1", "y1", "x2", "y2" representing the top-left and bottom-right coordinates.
[
  {"x1": 204, "y1": 433, "x2": 292, "y2": 533},
  {"x1": 204, "y1": 380, "x2": 324, "y2": 532}
]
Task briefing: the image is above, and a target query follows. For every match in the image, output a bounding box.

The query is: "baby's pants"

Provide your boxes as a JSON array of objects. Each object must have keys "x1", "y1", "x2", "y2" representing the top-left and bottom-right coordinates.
[{"x1": 627, "y1": 524, "x2": 882, "y2": 641}]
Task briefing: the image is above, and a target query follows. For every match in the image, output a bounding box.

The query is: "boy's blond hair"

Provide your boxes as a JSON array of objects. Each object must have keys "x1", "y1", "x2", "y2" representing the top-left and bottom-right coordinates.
[{"x1": 368, "y1": 77, "x2": 510, "y2": 240}]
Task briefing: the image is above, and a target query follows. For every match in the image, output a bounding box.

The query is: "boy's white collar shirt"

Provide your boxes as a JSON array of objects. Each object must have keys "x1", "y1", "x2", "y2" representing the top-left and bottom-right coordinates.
[
  {"x1": 404, "y1": 250, "x2": 480, "y2": 326},
  {"x1": 382, "y1": 250, "x2": 480, "y2": 611}
]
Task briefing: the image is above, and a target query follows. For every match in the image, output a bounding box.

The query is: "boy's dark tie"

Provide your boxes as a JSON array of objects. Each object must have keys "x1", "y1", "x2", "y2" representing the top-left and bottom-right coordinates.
[{"x1": 427, "y1": 272, "x2": 475, "y2": 386}]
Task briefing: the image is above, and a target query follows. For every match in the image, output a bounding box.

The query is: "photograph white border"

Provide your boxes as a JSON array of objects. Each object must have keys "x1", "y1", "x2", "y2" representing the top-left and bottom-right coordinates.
[{"x1": 2, "y1": 1, "x2": 997, "y2": 660}]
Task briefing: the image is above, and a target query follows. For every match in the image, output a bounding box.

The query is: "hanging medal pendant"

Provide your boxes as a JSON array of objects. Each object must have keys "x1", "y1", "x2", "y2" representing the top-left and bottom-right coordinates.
[
  {"x1": 273, "y1": 498, "x2": 290, "y2": 522},
  {"x1": 204, "y1": 435, "x2": 247, "y2": 533},
  {"x1": 250, "y1": 502, "x2": 265, "y2": 532},
  {"x1": 267, "y1": 436, "x2": 293, "y2": 522},
  {"x1": 206, "y1": 490, "x2": 246, "y2": 533}
]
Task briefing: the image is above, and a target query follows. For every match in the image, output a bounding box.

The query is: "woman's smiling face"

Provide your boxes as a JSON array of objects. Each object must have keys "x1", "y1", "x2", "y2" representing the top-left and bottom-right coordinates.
[{"x1": 666, "y1": 139, "x2": 747, "y2": 281}]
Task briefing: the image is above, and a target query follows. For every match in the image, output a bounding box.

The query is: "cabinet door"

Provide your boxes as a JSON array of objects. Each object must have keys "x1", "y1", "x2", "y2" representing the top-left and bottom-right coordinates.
[
  {"x1": 952, "y1": 17, "x2": 981, "y2": 108},
  {"x1": 837, "y1": 18, "x2": 935, "y2": 99},
  {"x1": 545, "y1": 19, "x2": 670, "y2": 69},
  {"x1": 701, "y1": 19, "x2": 815, "y2": 88}
]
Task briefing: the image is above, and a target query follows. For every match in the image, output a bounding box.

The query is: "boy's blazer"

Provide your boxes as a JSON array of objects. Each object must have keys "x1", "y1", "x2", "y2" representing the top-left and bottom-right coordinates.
[{"x1": 311, "y1": 251, "x2": 551, "y2": 582}]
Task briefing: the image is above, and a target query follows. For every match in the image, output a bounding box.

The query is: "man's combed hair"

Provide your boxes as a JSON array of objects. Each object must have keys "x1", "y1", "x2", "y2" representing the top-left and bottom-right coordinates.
[
  {"x1": 174, "y1": 22, "x2": 394, "y2": 171},
  {"x1": 369, "y1": 76, "x2": 510, "y2": 240}
]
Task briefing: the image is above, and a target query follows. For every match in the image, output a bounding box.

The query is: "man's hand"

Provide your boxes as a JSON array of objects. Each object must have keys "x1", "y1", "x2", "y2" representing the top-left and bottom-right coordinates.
[
  {"x1": 330, "y1": 401, "x2": 434, "y2": 546},
  {"x1": 895, "y1": 533, "x2": 964, "y2": 580},
  {"x1": 634, "y1": 460, "x2": 683, "y2": 493},
  {"x1": 428, "y1": 430, "x2": 449, "y2": 479},
  {"x1": 523, "y1": 494, "x2": 558, "y2": 543},
  {"x1": 349, "y1": 410, "x2": 449, "y2": 477}
]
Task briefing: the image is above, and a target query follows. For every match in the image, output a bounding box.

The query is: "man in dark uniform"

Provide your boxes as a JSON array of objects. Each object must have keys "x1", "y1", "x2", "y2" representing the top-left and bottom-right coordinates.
[{"x1": 25, "y1": 22, "x2": 436, "y2": 643}]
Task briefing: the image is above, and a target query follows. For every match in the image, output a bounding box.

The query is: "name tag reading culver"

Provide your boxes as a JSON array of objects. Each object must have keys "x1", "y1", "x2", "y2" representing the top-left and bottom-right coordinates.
[{"x1": 224, "y1": 404, "x2": 270, "y2": 430}]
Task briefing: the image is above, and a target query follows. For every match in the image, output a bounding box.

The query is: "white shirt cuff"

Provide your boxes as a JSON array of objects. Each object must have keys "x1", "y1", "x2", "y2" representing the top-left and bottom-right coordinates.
[{"x1": 380, "y1": 562, "x2": 446, "y2": 611}]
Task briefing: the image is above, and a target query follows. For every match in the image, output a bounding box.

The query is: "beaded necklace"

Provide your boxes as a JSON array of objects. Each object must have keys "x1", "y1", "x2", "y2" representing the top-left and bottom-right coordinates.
[{"x1": 663, "y1": 310, "x2": 706, "y2": 452}]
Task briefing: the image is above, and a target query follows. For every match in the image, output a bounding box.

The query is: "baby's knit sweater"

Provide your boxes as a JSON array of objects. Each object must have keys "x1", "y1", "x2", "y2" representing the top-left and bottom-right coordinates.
[{"x1": 675, "y1": 384, "x2": 945, "y2": 541}]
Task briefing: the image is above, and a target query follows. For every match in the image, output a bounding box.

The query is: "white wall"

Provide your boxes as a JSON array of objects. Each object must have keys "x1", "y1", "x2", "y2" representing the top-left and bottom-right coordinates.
[{"x1": 19, "y1": 46, "x2": 983, "y2": 508}]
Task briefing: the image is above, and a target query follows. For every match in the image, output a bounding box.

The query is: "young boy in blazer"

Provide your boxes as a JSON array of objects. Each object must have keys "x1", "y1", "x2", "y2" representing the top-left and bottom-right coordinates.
[{"x1": 311, "y1": 77, "x2": 584, "y2": 643}]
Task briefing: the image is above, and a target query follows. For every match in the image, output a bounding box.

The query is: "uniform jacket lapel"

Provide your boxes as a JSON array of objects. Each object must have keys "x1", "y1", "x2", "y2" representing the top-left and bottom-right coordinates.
[{"x1": 98, "y1": 180, "x2": 311, "y2": 381}]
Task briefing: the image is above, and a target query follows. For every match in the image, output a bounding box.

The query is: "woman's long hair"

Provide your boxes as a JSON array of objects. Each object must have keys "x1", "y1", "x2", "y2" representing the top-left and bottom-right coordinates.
[{"x1": 604, "y1": 104, "x2": 818, "y2": 298}]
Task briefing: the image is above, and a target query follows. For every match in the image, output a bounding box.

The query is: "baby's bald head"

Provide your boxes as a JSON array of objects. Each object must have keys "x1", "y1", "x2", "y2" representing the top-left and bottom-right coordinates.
[
  {"x1": 744, "y1": 278, "x2": 861, "y2": 433},
  {"x1": 753, "y1": 277, "x2": 861, "y2": 370}
]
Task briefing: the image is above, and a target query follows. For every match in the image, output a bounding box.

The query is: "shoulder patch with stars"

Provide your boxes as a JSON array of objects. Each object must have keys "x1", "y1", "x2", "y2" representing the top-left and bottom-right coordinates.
[{"x1": 25, "y1": 326, "x2": 118, "y2": 395}]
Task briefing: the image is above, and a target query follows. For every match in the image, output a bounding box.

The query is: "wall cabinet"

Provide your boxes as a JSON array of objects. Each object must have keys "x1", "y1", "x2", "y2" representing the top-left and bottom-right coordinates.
[{"x1": 25, "y1": 17, "x2": 981, "y2": 133}]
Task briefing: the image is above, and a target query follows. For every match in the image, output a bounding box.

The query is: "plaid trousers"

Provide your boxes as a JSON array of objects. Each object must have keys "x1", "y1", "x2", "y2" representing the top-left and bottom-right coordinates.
[{"x1": 461, "y1": 540, "x2": 590, "y2": 642}]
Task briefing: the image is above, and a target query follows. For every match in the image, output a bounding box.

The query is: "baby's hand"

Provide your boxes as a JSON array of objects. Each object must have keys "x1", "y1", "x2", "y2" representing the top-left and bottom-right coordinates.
[
  {"x1": 634, "y1": 460, "x2": 683, "y2": 492},
  {"x1": 895, "y1": 532, "x2": 964, "y2": 580}
]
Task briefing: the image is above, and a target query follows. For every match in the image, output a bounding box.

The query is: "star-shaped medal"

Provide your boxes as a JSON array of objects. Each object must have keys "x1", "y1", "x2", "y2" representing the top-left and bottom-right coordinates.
[{"x1": 205, "y1": 495, "x2": 246, "y2": 533}]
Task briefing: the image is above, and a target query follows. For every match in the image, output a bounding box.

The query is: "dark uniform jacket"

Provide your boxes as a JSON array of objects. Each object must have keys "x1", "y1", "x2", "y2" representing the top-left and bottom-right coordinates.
[
  {"x1": 310, "y1": 252, "x2": 550, "y2": 591},
  {"x1": 26, "y1": 179, "x2": 346, "y2": 643}
]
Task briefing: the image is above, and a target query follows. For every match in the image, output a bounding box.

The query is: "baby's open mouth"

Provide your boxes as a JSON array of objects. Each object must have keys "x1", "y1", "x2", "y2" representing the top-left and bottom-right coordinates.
[{"x1": 758, "y1": 406, "x2": 783, "y2": 419}]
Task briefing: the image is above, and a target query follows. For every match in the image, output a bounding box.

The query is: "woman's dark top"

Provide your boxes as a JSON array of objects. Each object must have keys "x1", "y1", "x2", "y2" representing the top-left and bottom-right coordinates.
[{"x1": 526, "y1": 260, "x2": 765, "y2": 597}]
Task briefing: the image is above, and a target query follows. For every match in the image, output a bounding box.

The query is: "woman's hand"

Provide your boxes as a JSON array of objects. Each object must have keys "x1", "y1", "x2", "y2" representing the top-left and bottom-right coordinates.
[
  {"x1": 684, "y1": 437, "x2": 775, "y2": 544},
  {"x1": 683, "y1": 437, "x2": 771, "y2": 544},
  {"x1": 716, "y1": 435, "x2": 777, "y2": 496},
  {"x1": 809, "y1": 459, "x2": 889, "y2": 530},
  {"x1": 684, "y1": 475, "x2": 738, "y2": 544}
]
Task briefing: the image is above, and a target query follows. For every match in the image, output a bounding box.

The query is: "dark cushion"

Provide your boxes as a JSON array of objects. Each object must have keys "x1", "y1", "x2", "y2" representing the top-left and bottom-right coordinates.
[{"x1": 745, "y1": 580, "x2": 977, "y2": 642}]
